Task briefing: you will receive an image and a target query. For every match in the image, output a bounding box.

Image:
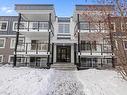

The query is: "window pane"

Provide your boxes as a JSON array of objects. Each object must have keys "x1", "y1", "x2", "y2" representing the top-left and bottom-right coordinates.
[
  {"x1": 80, "y1": 23, "x2": 89, "y2": 30},
  {"x1": 32, "y1": 22, "x2": 38, "y2": 30},
  {"x1": 1, "y1": 23, "x2": 7, "y2": 29},
  {"x1": 58, "y1": 24, "x2": 70, "y2": 33},
  {"x1": 65, "y1": 24, "x2": 70, "y2": 33},
  {"x1": 0, "y1": 22, "x2": 7, "y2": 30},
  {"x1": 0, "y1": 39, "x2": 4, "y2": 47},
  {"x1": 39, "y1": 22, "x2": 48, "y2": 29}
]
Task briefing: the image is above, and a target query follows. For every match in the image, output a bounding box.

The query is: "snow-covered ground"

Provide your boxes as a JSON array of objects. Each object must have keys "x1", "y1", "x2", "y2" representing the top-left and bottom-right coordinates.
[{"x1": 0, "y1": 65, "x2": 127, "y2": 95}]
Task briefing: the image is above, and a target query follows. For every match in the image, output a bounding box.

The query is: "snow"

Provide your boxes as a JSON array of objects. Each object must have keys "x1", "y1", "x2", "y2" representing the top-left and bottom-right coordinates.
[
  {"x1": 0, "y1": 65, "x2": 127, "y2": 95},
  {"x1": 76, "y1": 69, "x2": 127, "y2": 95},
  {"x1": 0, "y1": 65, "x2": 54, "y2": 95}
]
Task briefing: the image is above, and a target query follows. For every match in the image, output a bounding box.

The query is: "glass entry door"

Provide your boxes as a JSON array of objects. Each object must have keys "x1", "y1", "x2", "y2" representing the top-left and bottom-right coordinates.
[{"x1": 57, "y1": 46, "x2": 71, "y2": 62}]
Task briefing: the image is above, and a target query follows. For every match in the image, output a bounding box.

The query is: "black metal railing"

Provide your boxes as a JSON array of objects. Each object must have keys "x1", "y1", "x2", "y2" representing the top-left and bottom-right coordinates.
[
  {"x1": 17, "y1": 43, "x2": 51, "y2": 54},
  {"x1": 80, "y1": 44, "x2": 112, "y2": 55},
  {"x1": 16, "y1": 21, "x2": 54, "y2": 35}
]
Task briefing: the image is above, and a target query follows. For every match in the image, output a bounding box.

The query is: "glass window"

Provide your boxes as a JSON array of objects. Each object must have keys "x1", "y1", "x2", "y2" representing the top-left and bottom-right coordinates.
[
  {"x1": 0, "y1": 39, "x2": 5, "y2": 48},
  {"x1": 10, "y1": 38, "x2": 24, "y2": 48},
  {"x1": 80, "y1": 23, "x2": 89, "y2": 30},
  {"x1": 13, "y1": 22, "x2": 27, "y2": 31},
  {"x1": 81, "y1": 41, "x2": 96, "y2": 51},
  {"x1": 58, "y1": 24, "x2": 70, "y2": 33},
  {"x1": 9, "y1": 56, "x2": 14, "y2": 63},
  {"x1": 39, "y1": 22, "x2": 48, "y2": 29},
  {"x1": 0, "y1": 21, "x2": 8, "y2": 31},
  {"x1": 9, "y1": 55, "x2": 22, "y2": 63}
]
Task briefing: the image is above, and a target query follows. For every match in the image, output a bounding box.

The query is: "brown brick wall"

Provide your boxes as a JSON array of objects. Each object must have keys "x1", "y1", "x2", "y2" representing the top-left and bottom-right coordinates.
[{"x1": 0, "y1": 37, "x2": 14, "y2": 64}]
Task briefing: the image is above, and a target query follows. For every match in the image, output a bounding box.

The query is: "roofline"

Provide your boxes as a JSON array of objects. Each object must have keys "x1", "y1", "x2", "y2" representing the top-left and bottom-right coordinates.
[
  {"x1": 15, "y1": 4, "x2": 54, "y2": 6},
  {"x1": 0, "y1": 16, "x2": 18, "y2": 17},
  {"x1": 75, "y1": 4, "x2": 114, "y2": 6}
]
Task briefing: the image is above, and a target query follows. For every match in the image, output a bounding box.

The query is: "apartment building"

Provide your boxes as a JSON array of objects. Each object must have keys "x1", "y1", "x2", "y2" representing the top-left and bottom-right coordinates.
[{"x1": 0, "y1": 4, "x2": 120, "y2": 69}]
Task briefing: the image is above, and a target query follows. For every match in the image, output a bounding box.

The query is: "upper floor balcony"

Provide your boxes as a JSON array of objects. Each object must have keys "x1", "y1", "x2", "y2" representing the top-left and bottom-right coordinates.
[{"x1": 15, "y1": 21, "x2": 54, "y2": 39}]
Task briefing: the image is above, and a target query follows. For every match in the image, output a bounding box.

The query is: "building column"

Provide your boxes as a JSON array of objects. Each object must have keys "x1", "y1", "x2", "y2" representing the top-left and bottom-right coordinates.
[
  {"x1": 13, "y1": 13, "x2": 21, "y2": 67},
  {"x1": 47, "y1": 13, "x2": 52, "y2": 67}
]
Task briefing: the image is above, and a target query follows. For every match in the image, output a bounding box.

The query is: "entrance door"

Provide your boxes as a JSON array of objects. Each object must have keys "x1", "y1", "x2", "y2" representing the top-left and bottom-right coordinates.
[{"x1": 57, "y1": 46, "x2": 71, "y2": 62}]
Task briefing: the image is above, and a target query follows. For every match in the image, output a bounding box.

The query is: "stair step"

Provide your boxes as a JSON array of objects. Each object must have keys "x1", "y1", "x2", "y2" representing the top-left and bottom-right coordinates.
[{"x1": 51, "y1": 63, "x2": 77, "y2": 70}]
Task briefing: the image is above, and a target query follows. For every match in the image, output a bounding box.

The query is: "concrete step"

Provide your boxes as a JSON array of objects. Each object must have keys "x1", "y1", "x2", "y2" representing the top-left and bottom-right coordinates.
[{"x1": 51, "y1": 63, "x2": 77, "y2": 70}]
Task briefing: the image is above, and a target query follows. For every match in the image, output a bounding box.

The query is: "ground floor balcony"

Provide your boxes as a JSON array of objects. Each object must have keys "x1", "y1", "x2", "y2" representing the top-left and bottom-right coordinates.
[{"x1": 16, "y1": 43, "x2": 50, "y2": 56}]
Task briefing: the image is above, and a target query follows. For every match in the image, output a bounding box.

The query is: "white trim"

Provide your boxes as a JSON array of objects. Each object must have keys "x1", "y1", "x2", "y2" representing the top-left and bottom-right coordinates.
[
  {"x1": 0, "y1": 38, "x2": 6, "y2": 48},
  {"x1": 10, "y1": 37, "x2": 24, "y2": 49},
  {"x1": 13, "y1": 21, "x2": 28, "y2": 31},
  {"x1": 0, "y1": 55, "x2": 3, "y2": 63},
  {"x1": 10, "y1": 38, "x2": 15, "y2": 49},
  {"x1": 8, "y1": 55, "x2": 14, "y2": 63},
  {"x1": 0, "y1": 21, "x2": 8, "y2": 31}
]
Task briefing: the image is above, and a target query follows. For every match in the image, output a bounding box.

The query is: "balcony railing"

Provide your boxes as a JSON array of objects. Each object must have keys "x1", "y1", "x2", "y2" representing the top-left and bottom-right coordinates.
[
  {"x1": 74, "y1": 21, "x2": 109, "y2": 35},
  {"x1": 80, "y1": 44, "x2": 112, "y2": 55},
  {"x1": 17, "y1": 43, "x2": 50, "y2": 54},
  {"x1": 15, "y1": 21, "x2": 54, "y2": 35}
]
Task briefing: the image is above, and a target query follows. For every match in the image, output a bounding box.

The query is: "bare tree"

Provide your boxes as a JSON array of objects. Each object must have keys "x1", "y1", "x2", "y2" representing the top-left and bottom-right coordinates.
[{"x1": 82, "y1": 0, "x2": 127, "y2": 80}]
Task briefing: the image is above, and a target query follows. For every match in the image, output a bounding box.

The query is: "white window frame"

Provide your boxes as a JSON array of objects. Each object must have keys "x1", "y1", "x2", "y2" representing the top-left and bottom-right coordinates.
[
  {"x1": 10, "y1": 38, "x2": 24, "y2": 49},
  {"x1": 0, "y1": 21, "x2": 8, "y2": 31},
  {"x1": 8, "y1": 55, "x2": 14, "y2": 63},
  {"x1": 0, "y1": 55, "x2": 3, "y2": 63},
  {"x1": 58, "y1": 23, "x2": 70, "y2": 34},
  {"x1": 13, "y1": 21, "x2": 28, "y2": 31},
  {"x1": 0, "y1": 38, "x2": 6, "y2": 48}
]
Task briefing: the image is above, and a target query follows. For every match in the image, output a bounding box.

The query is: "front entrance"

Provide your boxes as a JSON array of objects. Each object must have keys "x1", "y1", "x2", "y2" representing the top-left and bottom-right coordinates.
[{"x1": 57, "y1": 46, "x2": 71, "y2": 62}]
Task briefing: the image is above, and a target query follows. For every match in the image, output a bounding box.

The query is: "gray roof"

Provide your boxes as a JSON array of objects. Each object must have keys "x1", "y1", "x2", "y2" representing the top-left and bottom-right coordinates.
[
  {"x1": 15, "y1": 4, "x2": 54, "y2": 10},
  {"x1": 75, "y1": 5, "x2": 114, "y2": 11},
  {"x1": 58, "y1": 17, "x2": 70, "y2": 22}
]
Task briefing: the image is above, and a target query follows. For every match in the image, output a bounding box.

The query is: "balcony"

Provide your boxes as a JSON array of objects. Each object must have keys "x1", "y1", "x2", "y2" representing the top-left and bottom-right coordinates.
[
  {"x1": 80, "y1": 44, "x2": 113, "y2": 57},
  {"x1": 74, "y1": 21, "x2": 109, "y2": 37},
  {"x1": 15, "y1": 21, "x2": 54, "y2": 39},
  {"x1": 16, "y1": 43, "x2": 50, "y2": 56}
]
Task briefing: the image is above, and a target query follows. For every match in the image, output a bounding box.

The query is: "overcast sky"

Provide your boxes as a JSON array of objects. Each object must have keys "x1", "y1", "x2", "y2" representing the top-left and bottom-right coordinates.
[{"x1": 0, "y1": 0, "x2": 97, "y2": 16}]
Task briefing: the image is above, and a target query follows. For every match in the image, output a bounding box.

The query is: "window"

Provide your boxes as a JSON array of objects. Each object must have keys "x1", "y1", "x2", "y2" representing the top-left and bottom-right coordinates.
[
  {"x1": 124, "y1": 41, "x2": 127, "y2": 49},
  {"x1": 10, "y1": 38, "x2": 24, "y2": 48},
  {"x1": 80, "y1": 22, "x2": 89, "y2": 30},
  {"x1": 58, "y1": 24, "x2": 70, "y2": 33},
  {"x1": 0, "y1": 55, "x2": 3, "y2": 63},
  {"x1": 0, "y1": 21, "x2": 8, "y2": 31},
  {"x1": 8, "y1": 55, "x2": 14, "y2": 63},
  {"x1": 81, "y1": 41, "x2": 96, "y2": 51},
  {"x1": 13, "y1": 22, "x2": 27, "y2": 31},
  {"x1": 39, "y1": 22, "x2": 48, "y2": 30},
  {"x1": 0, "y1": 38, "x2": 5, "y2": 48},
  {"x1": 8, "y1": 55, "x2": 23, "y2": 63}
]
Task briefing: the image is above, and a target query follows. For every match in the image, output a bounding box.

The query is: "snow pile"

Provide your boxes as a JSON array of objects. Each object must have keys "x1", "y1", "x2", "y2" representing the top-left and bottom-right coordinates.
[
  {"x1": 76, "y1": 69, "x2": 127, "y2": 95},
  {"x1": 47, "y1": 70, "x2": 85, "y2": 95},
  {"x1": 0, "y1": 66, "x2": 54, "y2": 95}
]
